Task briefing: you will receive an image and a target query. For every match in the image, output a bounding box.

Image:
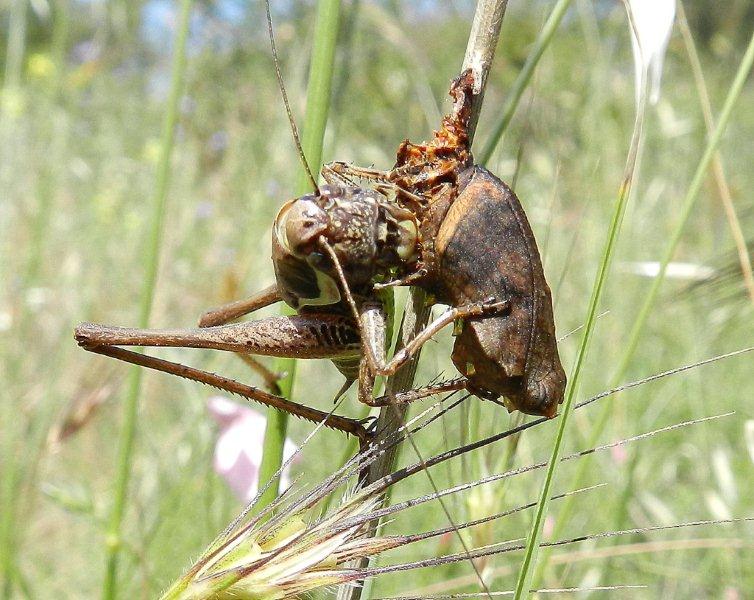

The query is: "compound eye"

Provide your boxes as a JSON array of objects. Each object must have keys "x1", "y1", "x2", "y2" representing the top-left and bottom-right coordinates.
[{"x1": 282, "y1": 199, "x2": 328, "y2": 254}]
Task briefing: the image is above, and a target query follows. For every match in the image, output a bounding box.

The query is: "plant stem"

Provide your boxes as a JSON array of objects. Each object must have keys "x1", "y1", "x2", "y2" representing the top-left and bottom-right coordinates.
[
  {"x1": 461, "y1": 0, "x2": 508, "y2": 137},
  {"x1": 101, "y1": 1, "x2": 193, "y2": 597},
  {"x1": 257, "y1": 0, "x2": 342, "y2": 511},
  {"x1": 3, "y1": 0, "x2": 27, "y2": 91},
  {"x1": 478, "y1": 0, "x2": 574, "y2": 165},
  {"x1": 0, "y1": 1, "x2": 29, "y2": 593}
]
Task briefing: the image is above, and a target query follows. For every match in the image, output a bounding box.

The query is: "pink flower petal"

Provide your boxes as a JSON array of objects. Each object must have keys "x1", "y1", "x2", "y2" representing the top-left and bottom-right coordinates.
[
  {"x1": 611, "y1": 444, "x2": 628, "y2": 465},
  {"x1": 207, "y1": 397, "x2": 298, "y2": 502},
  {"x1": 207, "y1": 395, "x2": 245, "y2": 428}
]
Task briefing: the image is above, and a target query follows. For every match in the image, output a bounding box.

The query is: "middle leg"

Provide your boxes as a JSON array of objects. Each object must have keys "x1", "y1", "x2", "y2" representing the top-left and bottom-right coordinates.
[
  {"x1": 197, "y1": 284, "x2": 286, "y2": 393},
  {"x1": 365, "y1": 377, "x2": 469, "y2": 407},
  {"x1": 198, "y1": 284, "x2": 281, "y2": 328},
  {"x1": 359, "y1": 299, "x2": 509, "y2": 379}
]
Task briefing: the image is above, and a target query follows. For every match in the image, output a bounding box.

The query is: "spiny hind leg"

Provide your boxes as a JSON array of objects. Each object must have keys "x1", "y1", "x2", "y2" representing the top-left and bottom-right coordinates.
[
  {"x1": 74, "y1": 311, "x2": 365, "y2": 437},
  {"x1": 75, "y1": 312, "x2": 361, "y2": 358},
  {"x1": 77, "y1": 343, "x2": 370, "y2": 441}
]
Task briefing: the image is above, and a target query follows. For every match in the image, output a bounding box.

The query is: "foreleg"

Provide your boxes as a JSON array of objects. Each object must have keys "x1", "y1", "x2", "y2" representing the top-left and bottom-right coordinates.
[{"x1": 198, "y1": 284, "x2": 281, "y2": 328}]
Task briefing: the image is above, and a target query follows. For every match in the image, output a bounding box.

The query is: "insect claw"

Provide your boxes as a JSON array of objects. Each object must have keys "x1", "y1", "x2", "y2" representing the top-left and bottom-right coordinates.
[
  {"x1": 332, "y1": 378, "x2": 355, "y2": 404},
  {"x1": 374, "y1": 267, "x2": 429, "y2": 291},
  {"x1": 479, "y1": 297, "x2": 510, "y2": 316}
]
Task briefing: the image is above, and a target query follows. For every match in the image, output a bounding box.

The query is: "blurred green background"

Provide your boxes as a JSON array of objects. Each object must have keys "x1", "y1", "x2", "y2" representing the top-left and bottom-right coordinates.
[{"x1": 2, "y1": 0, "x2": 753, "y2": 597}]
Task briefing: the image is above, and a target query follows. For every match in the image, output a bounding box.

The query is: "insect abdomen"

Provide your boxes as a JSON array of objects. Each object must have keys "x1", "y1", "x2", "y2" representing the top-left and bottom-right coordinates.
[{"x1": 435, "y1": 166, "x2": 566, "y2": 417}]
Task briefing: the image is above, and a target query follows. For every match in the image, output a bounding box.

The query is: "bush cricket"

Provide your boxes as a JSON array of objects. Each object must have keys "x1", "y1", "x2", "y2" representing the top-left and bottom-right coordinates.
[{"x1": 75, "y1": 47, "x2": 565, "y2": 451}]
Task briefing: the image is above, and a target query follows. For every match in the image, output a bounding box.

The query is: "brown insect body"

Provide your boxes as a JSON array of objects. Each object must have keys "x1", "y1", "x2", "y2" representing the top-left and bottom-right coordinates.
[
  {"x1": 387, "y1": 70, "x2": 567, "y2": 417},
  {"x1": 436, "y1": 166, "x2": 565, "y2": 416},
  {"x1": 271, "y1": 184, "x2": 419, "y2": 382}
]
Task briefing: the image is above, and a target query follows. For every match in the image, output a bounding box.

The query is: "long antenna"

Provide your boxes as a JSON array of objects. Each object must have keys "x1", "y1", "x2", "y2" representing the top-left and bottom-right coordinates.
[{"x1": 265, "y1": 0, "x2": 320, "y2": 195}]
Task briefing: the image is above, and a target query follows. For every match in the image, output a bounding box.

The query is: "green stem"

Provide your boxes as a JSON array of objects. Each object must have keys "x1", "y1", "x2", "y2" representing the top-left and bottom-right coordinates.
[
  {"x1": 101, "y1": 1, "x2": 193, "y2": 597},
  {"x1": 296, "y1": 0, "x2": 342, "y2": 192},
  {"x1": 51, "y1": 0, "x2": 72, "y2": 98},
  {"x1": 0, "y1": 3, "x2": 29, "y2": 597},
  {"x1": 3, "y1": 0, "x2": 27, "y2": 91},
  {"x1": 478, "y1": 0, "x2": 574, "y2": 165},
  {"x1": 257, "y1": 0, "x2": 342, "y2": 511}
]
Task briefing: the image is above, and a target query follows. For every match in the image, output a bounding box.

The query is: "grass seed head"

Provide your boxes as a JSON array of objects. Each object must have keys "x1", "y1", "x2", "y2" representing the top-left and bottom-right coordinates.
[{"x1": 165, "y1": 491, "x2": 386, "y2": 599}]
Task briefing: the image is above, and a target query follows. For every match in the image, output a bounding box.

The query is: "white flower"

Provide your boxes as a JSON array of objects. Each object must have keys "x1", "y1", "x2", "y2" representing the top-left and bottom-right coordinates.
[
  {"x1": 626, "y1": 0, "x2": 675, "y2": 104},
  {"x1": 207, "y1": 396, "x2": 298, "y2": 502}
]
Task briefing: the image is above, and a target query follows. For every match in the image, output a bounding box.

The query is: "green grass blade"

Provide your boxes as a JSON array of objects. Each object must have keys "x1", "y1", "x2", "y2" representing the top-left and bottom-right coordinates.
[
  {"x1": 101, "y1": 1, "x2": 194, "y2": 597},
  {"x1": 530, "y1": 26, "x2": 754, "y2": 591},
  {"x1": 511, "y1": 65, "x2": 651, "y2": 600},
  {"x1": 296, "y1": 0, "x2": 342, "y2": 193},
  {"x1": 2, "y1": 0, "x2": 27, "y2": 91},
  {"x1": 615, "y1": 30, "x2": 754, "y2": 381},
  {"x1": 257, "y1": 0, "x2": 342, "y2": 511},
  {"x1": 478, "y1": 0, "x2": 574, "y2": 165},
  {"x1": 0, "y1": 3, "x2": 29, "y2": 595}
]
